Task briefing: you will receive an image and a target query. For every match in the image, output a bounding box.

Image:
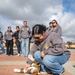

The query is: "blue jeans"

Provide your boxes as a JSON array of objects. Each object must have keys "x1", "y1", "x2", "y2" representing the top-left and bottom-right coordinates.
[
  {"x1": 16, "y1": 39, "x2": 21, "y2": 54},
  {"x1": 0, "y1": 42, "x2": 5, "y2": 54},
  {"x1": 34, "y1": 51, "x2": 68, "y2": 74},
  {"x1": 21, "y1": 38, "x2": 29, "y2": 56}
]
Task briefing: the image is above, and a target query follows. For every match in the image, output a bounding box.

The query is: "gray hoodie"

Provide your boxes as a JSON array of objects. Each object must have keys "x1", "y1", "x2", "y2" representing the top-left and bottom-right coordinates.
[
  {"x1": 27, "y1": 31, "x2": 71, "y2": 64},
  {"x1": 46, "y1": 27, "x2": 53, "y2": 35},
  {"x1": 4, "y1": 31, "x2": 13, "y2": 40},
  {"x1": 20, "y1": 26, "x2": 31, "y2": 39},
  {"x1": 53, "y1": 24, "x2": 62, "y2": 36}
]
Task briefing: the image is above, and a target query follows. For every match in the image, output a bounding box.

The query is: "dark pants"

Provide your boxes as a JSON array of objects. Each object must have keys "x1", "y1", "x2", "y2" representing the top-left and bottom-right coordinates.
[
  {"x1": 16, "y1": 39, "x2": 21, "y2": 54},
  {"x1": 6, "y1": 40, "x2": 13, "y2": 55}
]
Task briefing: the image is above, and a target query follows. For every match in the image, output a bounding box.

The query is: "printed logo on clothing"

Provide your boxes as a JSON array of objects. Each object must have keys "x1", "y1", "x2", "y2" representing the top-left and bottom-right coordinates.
[
  {"x1": 10, "y1": 33, "x2": 13, "y2": 35},
  {"x1": 6, "y1": 32, "x2": 8, "y2": 35},
  {"x1": 44, "y1": 44, "x2": 49, "y2": 50},
  {"x1": 22, "y1": 28, "x2": 24, "y2": 31},
  {"x1": 27, "y1": 28, "x2": 29, "y2": 31}
]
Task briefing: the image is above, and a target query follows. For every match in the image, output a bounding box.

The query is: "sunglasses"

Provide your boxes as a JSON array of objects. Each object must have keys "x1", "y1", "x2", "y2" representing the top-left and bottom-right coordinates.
[
  {"x1": 34, "y1": 37, "x2": 40, "y2": 40},
  {"x1": 34, "y1": 35, "x2": 42, "y2": 40},
  {"x1": 52, "y1": 22, "x2": 56, "y2": 24}
]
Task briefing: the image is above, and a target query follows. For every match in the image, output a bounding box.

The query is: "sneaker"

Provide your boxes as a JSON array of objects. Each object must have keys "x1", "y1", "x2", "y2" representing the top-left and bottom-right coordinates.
[
  {"x1": 10, "y1": 55, "x2": 13, "y2": 56},
  {"x1": 59, "y1": 68, "x2": 65, "y2": 75},
  {"x1": 40, "y1": 71, "x2": 52, "y2": 74},
  {"x1": 40, "y1": 71, "x2": 48, "y2": 74},
  {"x1": 17, "y1": 54, "x2": 20, "y2": 56},
  {"x1": 6, "y1": 55, "x2": 10, "y2": 56},
  {"x1": 4, "y1": 53, "x2": 6, "y2": 55},
  {"x1": 53, "y1": 68, "x2": 65, "y2": 75}
]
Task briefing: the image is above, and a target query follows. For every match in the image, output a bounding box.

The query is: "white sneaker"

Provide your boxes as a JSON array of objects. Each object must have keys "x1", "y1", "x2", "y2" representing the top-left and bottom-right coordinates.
[
  {"x1": 4, "y1": 53, "x2": 6, "y2": 55},
  {"x1": 40, "y1": 72, "x2": 48, "y2": 74},
  {"x1": 14, "y1": 69, "x2": 20, "y2": 72},
  {"x1": 17, "y1": 54, "x2": 20, "y2": 56},
  {"x1": 40, "y1": 71, "x2": 52, "y2": 74}
]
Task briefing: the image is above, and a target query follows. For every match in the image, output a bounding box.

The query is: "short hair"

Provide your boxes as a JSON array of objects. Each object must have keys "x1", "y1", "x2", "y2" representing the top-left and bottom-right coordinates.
[
  {"x1": 16, "y1": 26, "x2": 19, "y2": 28},
  {"x1": 32, "y1": 24, "x2": 46, "y2": 35},
  {"x1": 49, "y1": 22, "x2": 53, "y2": 24},
  {"x1": 23, "y1": 21, "x2": 27, "y2": 23},
  {"x1": 8, "y1": 26, "x2": 11, "y2": 29}
]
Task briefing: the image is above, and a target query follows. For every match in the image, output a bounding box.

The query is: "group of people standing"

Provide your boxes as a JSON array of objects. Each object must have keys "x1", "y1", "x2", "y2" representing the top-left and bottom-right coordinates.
[{"x1": 0, "y1": 21, "x2": 31, "y2": 56}]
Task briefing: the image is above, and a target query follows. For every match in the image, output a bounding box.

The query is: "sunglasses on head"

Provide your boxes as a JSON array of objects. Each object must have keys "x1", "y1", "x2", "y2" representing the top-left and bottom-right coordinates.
[{"x1": 52, "y1": 22, "x2": 56, "y2": 24}]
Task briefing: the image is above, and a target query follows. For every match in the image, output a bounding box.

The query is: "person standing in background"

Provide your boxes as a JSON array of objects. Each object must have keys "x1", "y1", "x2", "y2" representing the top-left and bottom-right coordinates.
[
  {"x1": 13, "y1": 26, "x2": 21, "y2": 56},
  {"x1": 0, "y1": 28, "x2": 5, "y2": 54},
  {"x1": 20, "y1": 21, "x2": 31, "y2": 57},
  {"x1": 49, "y1": 22, "x2": 53, "y2": 30},
  {"x1": 52, "y1": 19, "x2": 62, "y2": 36},
  {"x1": 4, "y1": 26, "x2": 13, "y2": 56},
  {"x1": 46, "y1": 22, "x2": 53, "y2": 34}
]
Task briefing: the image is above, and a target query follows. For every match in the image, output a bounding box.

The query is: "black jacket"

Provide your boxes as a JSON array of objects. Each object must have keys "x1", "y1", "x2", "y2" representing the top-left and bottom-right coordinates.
[{"x1": 13, "y1": 31, "x2": 20, "y2": 39}]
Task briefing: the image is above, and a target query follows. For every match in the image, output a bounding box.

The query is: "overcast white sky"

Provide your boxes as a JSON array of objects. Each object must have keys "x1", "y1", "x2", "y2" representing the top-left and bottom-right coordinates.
[{"x1": 0, "y1": 0, "x2": 75, "y2": 42}]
